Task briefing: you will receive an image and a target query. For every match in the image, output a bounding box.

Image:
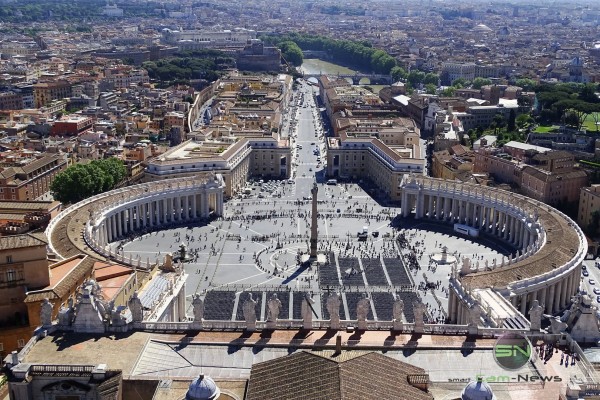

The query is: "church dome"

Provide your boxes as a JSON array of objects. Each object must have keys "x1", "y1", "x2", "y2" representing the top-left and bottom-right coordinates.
[
  {"x1": 186, "y1": 374, "x2": 220, "y2": 400},
  {"x1": 461, "y1": 378, "x2": 496, "y2": 400},
  {"x1": 473, "y1": 24, "x2": 492, "y2": 32}
]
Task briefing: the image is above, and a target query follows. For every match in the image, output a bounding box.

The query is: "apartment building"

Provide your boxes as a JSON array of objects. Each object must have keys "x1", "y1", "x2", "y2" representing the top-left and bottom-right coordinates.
[
  {"x1": 326, "y1": 131, "x2": 425, "y2": 201},
  {"x1": 578, "y1": 185, "x2": 600, "y2": 229},
  {"x1": 144, "y1": 138, "x2": 291, "y2": 197},
  {"x1": 0, "y1": 234, "x2": 48, "y2": 357},
  {"x1": 475, "y1": 146, "x2": 588, "y2": 205},
  {"x1": 0, "y1": 154, "x2": 68, "y2": 201},
  {"x1": 0, "y1": 92, "x2": 23, "y2": 110},
  {"x1": 33, "y1": 81, "x2": 72, "y2": 108}
]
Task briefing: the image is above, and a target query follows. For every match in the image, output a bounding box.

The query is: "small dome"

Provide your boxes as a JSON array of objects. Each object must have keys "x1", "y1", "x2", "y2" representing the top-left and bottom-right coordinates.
[
  {"x1": 461, "y1": 378, "x2": 496, "y2": 400},
  {"x1": 186, "y1": 374, "x2": 220, "y2": 400},
  {"x1": 473, "y1": 24, "x2": 492, "y2": 32}
]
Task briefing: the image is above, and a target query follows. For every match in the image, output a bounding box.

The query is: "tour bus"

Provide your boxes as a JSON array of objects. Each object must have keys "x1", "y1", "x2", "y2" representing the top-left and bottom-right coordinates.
[
  {"x1": 327, "y1": 179, "x2": 337, "y2": 185},
  {"x1": 453, "y1": 223, "x2": 479, "y2": 238}
]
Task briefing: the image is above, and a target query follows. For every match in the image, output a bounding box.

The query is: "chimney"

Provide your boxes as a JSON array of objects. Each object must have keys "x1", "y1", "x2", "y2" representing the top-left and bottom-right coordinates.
[{"x1": 11, "y1": 351, "x2": 19, "y2": 366}]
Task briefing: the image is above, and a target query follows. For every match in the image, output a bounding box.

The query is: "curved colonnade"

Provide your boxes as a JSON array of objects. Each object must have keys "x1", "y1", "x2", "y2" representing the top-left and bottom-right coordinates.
[
  {"x1": 46, "y1": 174, "x2": 225, "y2": 267},
  {"x1": 46, "y1": 173, "x2": 586, "y2": 327},
  {"x1": 401, "y1": 176, "x2": 586, "y2": 323}
]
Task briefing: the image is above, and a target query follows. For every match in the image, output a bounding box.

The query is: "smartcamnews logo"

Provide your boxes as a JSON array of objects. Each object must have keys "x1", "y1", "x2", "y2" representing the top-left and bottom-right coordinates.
[{"x1": 493, "y1": 333, "x2": 532, "y2": 370}]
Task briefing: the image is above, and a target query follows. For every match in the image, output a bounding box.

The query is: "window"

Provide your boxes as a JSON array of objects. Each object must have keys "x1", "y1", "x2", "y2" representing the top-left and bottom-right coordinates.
[
  {"x1": 17, "y1": 339, "x2": 25, "y2": 348},
  {"x1": 6, "y1": 270, "x2": 16, "y2": 282},
  {"x1": 6, "y1": 255, "x2": 12, "y2": 263}
]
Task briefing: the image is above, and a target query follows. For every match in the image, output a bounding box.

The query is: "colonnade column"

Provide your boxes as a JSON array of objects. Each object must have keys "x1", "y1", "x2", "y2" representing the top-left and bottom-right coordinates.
[
  {"x1": 129, "y1": 208, "x2": 135, "y2": 232},
  {"x1": 192, "y1": 194, "x2": 197, "y2": 219},
  {"x1": 547, "y1": 285, "x2": 555, "y2": 315},
  {"x1": 520, "y1": 293, "x2": 527, "y2": 316},
  {"x1": 107, "y1": 218, "x2": 113, "y2": 243},
  {"x1": 401, "y1": 191, "x2": 409, "y2": 217},
  {"x1": 561, "y1": 275, "x2": 571, "y2": 308},
  {"x1": 554, "y1": 280, "x2": 563, "y2": 313}
]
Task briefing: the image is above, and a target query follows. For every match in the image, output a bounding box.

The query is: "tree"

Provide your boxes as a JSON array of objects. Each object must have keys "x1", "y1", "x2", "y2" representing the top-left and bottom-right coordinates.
[
  {"x1": 451, "y1": 78, "x2": 470, "y2": 88},
  {"x1": 50, "y1": 158, "x2": 127, "y2": 204},
  {"x1": 407, "y1": 71, "x2": 426, "y2": 88},
  {"x1": 507, "y1": 109, "x2": 516, "y2": 132},
  {"x1": 279, "y1": 41, "x2": 303, "y2": 67},
  {"x1": 441, "y1": 87, "x2": 456, "y2": 97},
  {"x1": 390, "y1": 66, "x2": 407, "y2": 82},
  {"x1": 425, "y1": 83, "x2": 437, "y2": 95},
  {"x1": 516, "y1": 114, "x2": 534, "y2": 129},
  {"x1": 517, "y1": 95, "x2": 532, "y2": 108},
  {"x1": 472, "y1": 77, "x2": 492, "y2": 90},
  {"x1": 515, "y1": 78, "x2": 537, "y2": 91},
  {"x1": 579, "y1": 83, "x2": 600, "y2": 103},
  {"x1": 492, "y1": 113, "x2": 505, "y2": 134},
  {"x1": 423, "y1": 73, "x2": 439, "y2": 86}
]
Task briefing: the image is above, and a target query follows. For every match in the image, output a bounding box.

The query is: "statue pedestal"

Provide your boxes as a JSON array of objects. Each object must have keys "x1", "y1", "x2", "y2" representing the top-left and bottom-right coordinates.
[
  {"x1": 468, "y1": 324, "x2": 478, "y2": 335},
  {"x1": 300, "y1": 253, "x2": 327, "y2": 265},
  {"x1": 357, "y1": 319, "x2": 367, "y2": 330},
  {"x1": 414, "y1": 322, "x2": 424, "y2": 334},
  {"x1": 330, "y1": 317, "x2": 340, "y2": 331},
  {"x1": 303, "y1": 320, "x2": 313, "y2": 330},
  {"x1": 192, "y1": 320, "x2": 203, "y2": 330},
  {"x1": 393, "y1": 320, "x2": 403, "y2": 331},
  {"x1": 245, "y1": 322, "x2": 256, "y2": 332},
  {"x1": 266, "y1": 320, "x2": 276, "y2": 330}
]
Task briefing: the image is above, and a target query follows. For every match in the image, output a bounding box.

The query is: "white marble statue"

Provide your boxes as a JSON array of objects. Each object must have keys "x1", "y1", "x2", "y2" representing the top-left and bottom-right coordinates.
[
  {"x1": 128, "y1": 292, "x2": 144, "y2": 323},
  {"x1": 192, "y1": 294, "x2": 204, "y2": 322},
  {"x1": 356, "y1": 295, "x2": 370, "y2": 330},
  {"x1": 413, "y1": 300, "x2": 426, "y2": 332},
  {"x1": 393, "y1": 298, "x2": 404, "y2": 330},
  {"x1": 40, "y1": 298, "x2": 54, "y2": 327},
  {"x1": 266, "y1": 294, "x2": 282, "y2": 326},
  {"x1": 469, "y1": 305, "x2": 480, "y2": 327},
  {"x1": 529, "y1": 300, "x2": 544, "y2": 331},
  {"x1": 243, "y1": 293, "x2": 257, "y2": 328},
  {"x1": 393, "y1": 298, "x2": 404, "y2": 321},
  {"x1": 301, "y1": 294, "x2": 316, "y2": 329},
  {"x1": 327, "y1": 293, "x2": 341, "y2": 329}
]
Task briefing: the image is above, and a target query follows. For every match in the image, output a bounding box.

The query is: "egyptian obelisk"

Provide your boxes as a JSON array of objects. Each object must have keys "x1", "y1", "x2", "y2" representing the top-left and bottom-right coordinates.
[{"x1": 310, "y1": 182, "x2": 318, "y2": 258}]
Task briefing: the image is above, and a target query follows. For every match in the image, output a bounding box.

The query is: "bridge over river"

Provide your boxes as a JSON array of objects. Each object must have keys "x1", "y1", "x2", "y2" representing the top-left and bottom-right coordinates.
[{"x1": 303, "y1": 72, "x2": 392, "y2": 85}]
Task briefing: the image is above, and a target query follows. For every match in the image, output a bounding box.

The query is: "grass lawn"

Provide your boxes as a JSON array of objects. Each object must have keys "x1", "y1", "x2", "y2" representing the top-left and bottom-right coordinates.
[
  {"x1": 583, "y1": 112, "x2": 600, "y2": 132},
  {"x1": 534, "y1": 125, "x2": 558, "y2": 133}
]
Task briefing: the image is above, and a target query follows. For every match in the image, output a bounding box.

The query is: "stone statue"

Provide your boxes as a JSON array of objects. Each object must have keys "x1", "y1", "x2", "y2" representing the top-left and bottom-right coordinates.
[
  {"x1": 460, "y1": 257, "x2": 471, "y2": 275},
  {"x1": 327, "y1": 293, "x2": 341, "y2": 330},
  {"x1": 301, "y1": 294, "x2": 316, "y2": 330},
  {"x1": 469, "y1": 305, "x2": 480, "y2": 327},
  {"x1": 356, "y1": 295, "x2": 370, "y2": 330},
  {"x1": 58, "y1": 305, "x2": 72, "y2": 326},
  {"x1": 393, "y1": 298, "x2": 404, "y2": 331},
  {"x1": 128, "y1": 292, "x2": 144, "y2": 323},
  {"x1": 393, "y1": 298, "x2": 404, "y2": 321},
  {"x1": 413, "y1": 300, "x2": 426, "y2": 333},
  {"x1": 192, "y1": 294, "x2": 204, "y2": 322},
  {"x1": 243, "y1": 293, "x2": 257, "y2": 330},
  {"x1": 40, "y1": 298, "x2": 54, "y2": 327},
  {"x1": 529, "y1": 300, "x2": 544, "y2": 331},
  {"x1": 266, "y1": 294, "x2": 282, "y2": 328}
]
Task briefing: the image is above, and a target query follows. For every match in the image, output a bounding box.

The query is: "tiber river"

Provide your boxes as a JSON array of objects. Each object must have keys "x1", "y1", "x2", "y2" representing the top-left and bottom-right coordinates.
[{"x1": 299, "y1": 58, "x2": 387, "y2": 93}]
